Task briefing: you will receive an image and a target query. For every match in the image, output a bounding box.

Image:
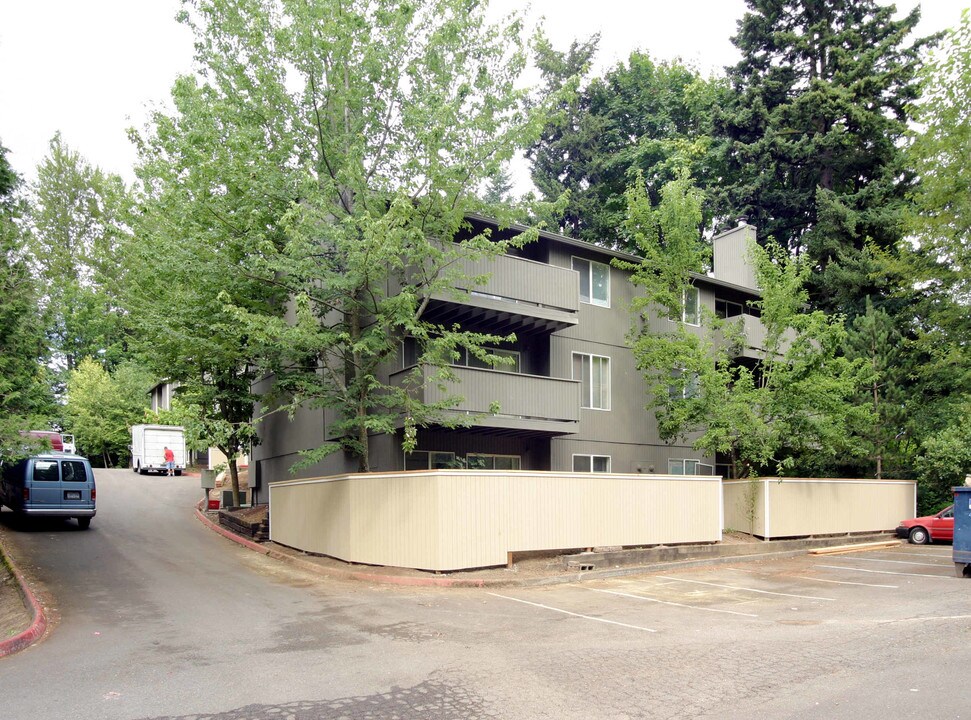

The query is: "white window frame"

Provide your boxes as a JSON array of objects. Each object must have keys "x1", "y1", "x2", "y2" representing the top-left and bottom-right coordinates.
[
  {"x1": 572, "y1": 256, "x2": 610, "y2": 308},
  {"x1": 572, "y1": 352, "x2": 611, "y2": 410},
  {"x1": 682, "y1": 286, "x2": 700, "y2": 326},
  {"x1": 669, "y1": 367, "x2": 700, "y2": 400},
  {"x1": 668, "y1": 458, "x2": 714, "y2": 475},
  {"x1": 573, "y1": 454, "x2": 611, "y2": 473},
  {"x1": 466, "y1": 453, "x2": 522, "y2": 470}
]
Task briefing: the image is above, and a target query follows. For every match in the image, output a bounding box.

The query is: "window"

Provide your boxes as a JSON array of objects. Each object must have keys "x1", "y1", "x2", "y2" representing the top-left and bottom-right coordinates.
[
  {"x1": 62, "y1": 460, "x2": 87, "y2": 483},
  {"x1": 683, "y1": 286, "x2": 700, "y2": 325},
  {"x1": 32, "y1": 460, "x2": 58, "y2": 483},
  {"x1": 669, "y1": 368, "x2": 700, "y2": 400},
  {"x1": 400, "y1": 337, "x2": 420, "y2": 369},
  {"x1": 572, "y1": 257, "x2": 610, "y2": 307},
  {"x1": 715, "y1": 298, "x2": 744, "y2": 319},
  {"x1": 573, "y1": 454, "x2": 611, "y2": 473},
  {"x1": 572, "y1": 353, "x2": 610, "y2": 410},
  {"x1": 668, "y1": 459, "x2": 714, "y2": 475},
  {"x1": 466, "y1": 454, "x2": 522, "y2": 470},
  {"x1": 405, "y1": 451, "x2": 522, "y2": 471},
  {"x1": 457, "y1": 346, "x2": 521, "y2": 373},
  {"x1": 715, "y1": 298, "x2": 761, "y2": 319}
]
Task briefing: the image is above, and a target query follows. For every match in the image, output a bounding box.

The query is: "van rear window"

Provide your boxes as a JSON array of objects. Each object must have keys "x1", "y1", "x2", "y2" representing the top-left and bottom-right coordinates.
[
  {"x1": 62, "y1": 460, "x2": 88, "y2": 483},
  {"x1": 33, "y1": 460, "x2": 59, "y2": 482}
]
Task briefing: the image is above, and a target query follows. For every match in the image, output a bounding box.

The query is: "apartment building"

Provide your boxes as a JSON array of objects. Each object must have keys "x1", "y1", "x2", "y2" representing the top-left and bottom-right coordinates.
[{"x1": 250, "y1": 216, "x2": 763, "y2": 502}]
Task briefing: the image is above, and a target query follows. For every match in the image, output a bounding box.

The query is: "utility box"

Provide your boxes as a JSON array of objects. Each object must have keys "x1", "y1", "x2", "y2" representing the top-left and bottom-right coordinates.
[
  {"x1": 200, "y1": 469, "x2": 216, "y2": 489},
  {"x1": 953, "y1": 486, "x2": 971, "y2": 578}
]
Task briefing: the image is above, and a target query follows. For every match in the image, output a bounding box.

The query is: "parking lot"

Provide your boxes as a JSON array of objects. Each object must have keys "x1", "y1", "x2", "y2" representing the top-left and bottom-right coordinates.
[
  {"x1": 382, "y1": 542, "x2": 971, "y2": 719},
  {"x1": 4, "y1": 471, "x2": 968, "y2": 720},
  {"x1": 482, "y1": 544, "x2": 964, "y2": 636}
]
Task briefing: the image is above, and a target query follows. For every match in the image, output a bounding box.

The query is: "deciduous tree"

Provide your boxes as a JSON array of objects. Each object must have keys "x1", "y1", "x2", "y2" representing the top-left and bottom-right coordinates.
[
  {"x1": 130, "y1": 0, "x2": 548, "y2": 490},
  {"x1": 622, "y1": 175, "x2": 869, "y2": 479},
  {"x1": 0, "y1": 142, "x2": 55, "y2": 456}
]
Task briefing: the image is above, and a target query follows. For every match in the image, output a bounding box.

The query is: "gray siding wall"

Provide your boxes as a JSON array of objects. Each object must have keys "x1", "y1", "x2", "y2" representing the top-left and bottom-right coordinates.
[
  {"x1": 253, "y1": 227, "x2": 755, "y2": 490},
  {"x1": 544, "y1": 241, "x2": 714, "y2": 474}
]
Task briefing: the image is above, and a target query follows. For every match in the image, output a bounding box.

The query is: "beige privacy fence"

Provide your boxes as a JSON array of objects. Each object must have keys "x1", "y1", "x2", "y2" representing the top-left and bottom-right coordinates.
[
  {"x1": 269, "y1": 471, "x2": 722, "y2": 572},
  {"x1": 723, "y1": 477, "x2": 916, "y2": 540}
]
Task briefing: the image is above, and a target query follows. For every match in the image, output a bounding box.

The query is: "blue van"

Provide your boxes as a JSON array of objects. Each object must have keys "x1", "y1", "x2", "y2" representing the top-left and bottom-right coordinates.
[{"x1": 0, "y1": 453, "x2": 96, "y2": 529}]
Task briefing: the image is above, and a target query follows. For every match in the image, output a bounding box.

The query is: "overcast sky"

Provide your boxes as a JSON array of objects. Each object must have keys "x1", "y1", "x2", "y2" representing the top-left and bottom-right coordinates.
[{"x1": 0, "y1": 0, "x2": 964, "y2": 186}]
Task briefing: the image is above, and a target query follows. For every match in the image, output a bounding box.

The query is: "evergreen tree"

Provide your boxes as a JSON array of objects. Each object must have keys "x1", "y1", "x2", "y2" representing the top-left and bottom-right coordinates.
[
  {"x1": 528, "y1": 42, "x2": 726, "y2": 249},
  {"x1": 844, "y1": 297, "x2": 909, "y2": 478},
  {"x1": 715, "y1": 0, "x2": 934, "y2": 314}
]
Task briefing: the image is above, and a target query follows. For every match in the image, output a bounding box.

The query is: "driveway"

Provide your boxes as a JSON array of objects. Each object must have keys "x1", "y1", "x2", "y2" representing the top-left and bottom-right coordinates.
[{"x1": 0, "y1": 467, "x2": 968, "y2": 719}]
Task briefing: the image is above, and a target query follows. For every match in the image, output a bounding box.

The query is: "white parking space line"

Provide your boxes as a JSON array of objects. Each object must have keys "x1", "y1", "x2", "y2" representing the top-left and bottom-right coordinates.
[
  {"x1": 880, "y1": 614, "x2": 971, "y2": 625},
  {"x1": 486, "y1": 593, "x2": 658, "y2": 633},
  {"x1": 794, "y1": 575, "x2": 898, "y2": 589},
  {"x1": 869, "y1": 551, "x2": 952, "y2": 562},
  {"x1": 588, "y1": 588, "x2": 759, "y2": 617},
  {"x1": 657, "y1": 576, "x2": 834, "y2": 601},
  {"x1": 847, "y1": 557, "x2": 950, "y2": 568},
  {"x1": 816, "y1": 564, "x2": 951, "y2": 579}
]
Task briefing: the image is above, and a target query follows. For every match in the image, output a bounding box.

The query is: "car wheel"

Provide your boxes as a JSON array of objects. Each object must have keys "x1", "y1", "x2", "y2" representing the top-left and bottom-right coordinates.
[
  {"x1": 174, "y1": 469, "x2": 182, "y2": 477},
  {"x1": 77, "y1": 517, "x2": 91, "y2": 530},
  {"x1": 909, "y1": 526, "x2": 930, "y2": 545}
]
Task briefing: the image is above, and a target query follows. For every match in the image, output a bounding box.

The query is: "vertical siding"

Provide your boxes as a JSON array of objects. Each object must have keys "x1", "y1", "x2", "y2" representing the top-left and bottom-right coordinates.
[
  {"x1": 724, "y1": 478, "x2": 915, "y2": 539},
  {"x1": 712, "y1": 224, "x2": 759, "y2": 289},
  {"x1": 270, "y1": 471, "x2": 722, "y2": 571},
  {"x1": 723, "y1": 480, "x2": 767, "y2": 537},
  {"x1": 453, "y1": 251, "x2": 580, "y2": 313}
]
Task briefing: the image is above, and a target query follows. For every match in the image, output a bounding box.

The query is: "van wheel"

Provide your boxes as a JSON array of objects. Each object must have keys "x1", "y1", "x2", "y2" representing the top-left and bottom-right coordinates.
[
  {"x1": 77, "y1": 517, "x2": 91, "y2": 530},
  {"x1": 174, "y1": 469, "x2": 182, "y2": 477}
]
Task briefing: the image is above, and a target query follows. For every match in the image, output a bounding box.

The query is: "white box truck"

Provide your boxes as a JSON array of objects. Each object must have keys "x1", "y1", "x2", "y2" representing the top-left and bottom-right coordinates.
[{"x1": 131, "y1": 425, "x2": 186, "y2": 476}]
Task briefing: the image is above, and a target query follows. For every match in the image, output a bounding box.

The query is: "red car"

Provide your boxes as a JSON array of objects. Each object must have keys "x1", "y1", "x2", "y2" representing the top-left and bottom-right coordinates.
[{"x1": 895, "y1": 506, "x2": 954, "y2": 545}]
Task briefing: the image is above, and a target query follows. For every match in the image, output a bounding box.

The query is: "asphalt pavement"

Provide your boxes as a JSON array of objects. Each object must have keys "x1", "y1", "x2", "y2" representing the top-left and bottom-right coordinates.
[{"x1": 1, "y1": 468, "x2": 969, "y2": 720}]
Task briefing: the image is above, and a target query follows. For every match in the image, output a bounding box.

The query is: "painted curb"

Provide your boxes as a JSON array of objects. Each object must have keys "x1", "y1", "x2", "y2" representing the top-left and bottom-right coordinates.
[
  {"x1": 193, "y1": 504, "x2": 518, "y2": 588},
  {"x1": 193, "y1": 504, "x2": 901, "y2": 589},
  {"x1": 0, "y1": 546, "x2": 48, "y2": 658}
]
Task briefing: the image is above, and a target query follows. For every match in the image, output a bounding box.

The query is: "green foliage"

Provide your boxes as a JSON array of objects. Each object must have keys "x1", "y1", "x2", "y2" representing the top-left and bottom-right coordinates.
[
  {"x1": 842, "y1": 297, "x2": 910, "y2": 478},
  {"x1": 616, "y1": 170, "x2": 708, "y2": 320},
  {"x1": 129, "y1": 0, "x2": 548, "y2": 478},
  {"x1": 914, "y1": 407, "x2": 971, "y2": 514},
  {"x1": 64, "y1": 358, "x2": 153, "y2": 467},
  {"x1": 626, "y1": 175, "x2": 869, "y2": 478},
  {"x1": 0, "y1": 142, "x2": 56, "y2": 457},
  {"x1": 29, "y1": 133, "x2": 133, "y2": 377},
  {"x1": 526, "y1": 39, "x2": 726, "y2": 248},
  {"x1": 715, "y1": 0, "x2": 935, "y2": 314}
]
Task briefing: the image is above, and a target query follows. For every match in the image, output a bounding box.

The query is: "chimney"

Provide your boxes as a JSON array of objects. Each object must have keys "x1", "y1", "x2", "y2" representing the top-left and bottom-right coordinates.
[{"x1": 712, "y1": 222, "x2": 758, "y2": 290}]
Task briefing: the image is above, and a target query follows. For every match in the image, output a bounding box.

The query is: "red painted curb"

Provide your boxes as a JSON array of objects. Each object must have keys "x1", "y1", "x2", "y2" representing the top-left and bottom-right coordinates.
[
  {"x1": 193, "y1": 504, "x2": 514, "y2": 588},
  {"x1": 0, "y1": 548, "x2": 48, "y2": 658},
  {"x1": 194, "y1": 506, "x2": 270, "y2": 555}
]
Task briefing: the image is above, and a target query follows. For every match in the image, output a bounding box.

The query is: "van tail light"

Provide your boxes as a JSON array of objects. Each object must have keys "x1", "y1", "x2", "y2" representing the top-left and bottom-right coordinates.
[
  {"x1": 91, "y1": 488, "x2": 96, "y2": 501},
  {"x1": 22, "y1": 488, "x2": 29, "y2": 502}
]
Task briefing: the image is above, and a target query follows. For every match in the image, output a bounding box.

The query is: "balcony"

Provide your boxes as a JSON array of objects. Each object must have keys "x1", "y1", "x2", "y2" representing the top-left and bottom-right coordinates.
[
  {"x1": 419, "y1": 251, "x2": 579, "y2": 335},
  {"x1": 716, "y1": 314, "x2": 796, "y2": 359},
  {"x1": 391, "y1": 365, "x2": 580, "y2": 436}
]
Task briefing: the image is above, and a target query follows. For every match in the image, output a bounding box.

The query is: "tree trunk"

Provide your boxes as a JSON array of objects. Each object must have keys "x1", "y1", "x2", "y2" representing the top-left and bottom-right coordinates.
[{"x1": 228, "y1": 457, "x2": 242, "y2": 507}]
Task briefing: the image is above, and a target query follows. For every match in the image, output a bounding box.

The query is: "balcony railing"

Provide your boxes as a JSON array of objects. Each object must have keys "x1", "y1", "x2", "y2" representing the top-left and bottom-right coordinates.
[
  {"x1": 416, "y1": 249, "x2": 580, "y2": 334},
  {"x1": 391, "y1": 364, "x2": 580, "y2": 435}
]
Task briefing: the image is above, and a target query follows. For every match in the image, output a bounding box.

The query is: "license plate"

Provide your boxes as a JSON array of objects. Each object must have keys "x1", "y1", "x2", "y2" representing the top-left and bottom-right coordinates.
[{"x1": 65, "y1": 491, "x2": 81, "y2": 500}]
